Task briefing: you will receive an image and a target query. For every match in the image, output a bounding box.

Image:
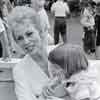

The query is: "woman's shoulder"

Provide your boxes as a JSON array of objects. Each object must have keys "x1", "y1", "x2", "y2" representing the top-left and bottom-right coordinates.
[{"x1": 12, "y1": 55, "x2": 30, "y2": 74}]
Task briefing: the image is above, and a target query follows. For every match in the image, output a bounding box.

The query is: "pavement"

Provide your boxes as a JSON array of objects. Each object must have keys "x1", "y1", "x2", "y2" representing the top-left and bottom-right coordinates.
[{"x1": 48, "y1": 12, "x2": 83, "y2": 45}]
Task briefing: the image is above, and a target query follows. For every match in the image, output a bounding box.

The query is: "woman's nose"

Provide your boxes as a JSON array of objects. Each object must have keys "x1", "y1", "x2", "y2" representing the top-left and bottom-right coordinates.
[{"x1": 24, "y1": 37, "x2": 30, "y2": 44}]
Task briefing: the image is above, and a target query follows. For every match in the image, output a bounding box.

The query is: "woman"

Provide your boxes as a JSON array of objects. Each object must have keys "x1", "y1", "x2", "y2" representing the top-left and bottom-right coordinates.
[
  {"x1": 48, "y1": 44, "x2": 100, "y2": 100},
  {"x1": 7, "y1": 6, "x2": 64, "y2": 100}
]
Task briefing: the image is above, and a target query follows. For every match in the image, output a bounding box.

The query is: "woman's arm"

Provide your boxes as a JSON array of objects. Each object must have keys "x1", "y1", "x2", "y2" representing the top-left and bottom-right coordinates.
[{"x1": 13, "y1": 66, "x2": 38, "y2": 100}]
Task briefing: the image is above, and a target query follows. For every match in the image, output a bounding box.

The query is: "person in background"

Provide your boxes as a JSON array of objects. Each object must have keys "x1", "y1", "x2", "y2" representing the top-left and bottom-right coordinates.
[
  {"x1": 31, "y1": 0, "x2": 50, "y2": 53},
  {"x1": 48, "y1": 44, "x2": 100, "y2": 100},
  {"x1": 0, "y1": 11, "x2": 5, "y2": 57},
  {"x1": 0, "y1": 0, "x2": 12, "y2": 60},
  {"x1": 51, "y1": 0, "x2": 70, "y2": 45},
  {"x1": 95, "y1": 2, "x2": 100, "y2": 59},
  {"x1": 14, "y1": 0, "x2": 31, "y2": 6},
  {"x1": 80, "y1": 2, "x2": 96, "y2": 54},
  {"x1": 7, "y1": 6, "x2": 66, "y2": 100}
]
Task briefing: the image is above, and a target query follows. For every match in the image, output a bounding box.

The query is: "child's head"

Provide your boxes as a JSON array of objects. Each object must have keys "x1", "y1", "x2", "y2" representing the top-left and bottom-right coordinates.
[
  {"x1": 64, "y1": 45, "x2": 88, "y2": 78},
  {"x1": 49, "y1": 44, "x2": 88, "y2": 79}
]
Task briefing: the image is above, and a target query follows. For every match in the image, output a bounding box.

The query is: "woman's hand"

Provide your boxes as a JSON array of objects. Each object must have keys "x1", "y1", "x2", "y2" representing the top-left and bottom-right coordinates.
[
  {"x1": 42, "y1": 84, "x2": 55, "y2": 99},
  {"x1": 42, "y1": 78, "x2": 61, "y2": 99}
]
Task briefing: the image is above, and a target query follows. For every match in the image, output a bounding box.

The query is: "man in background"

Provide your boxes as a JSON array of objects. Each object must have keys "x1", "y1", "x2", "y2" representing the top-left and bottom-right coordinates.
[{"x1": 51, "y1": 0, "x2": 70, "y2": 45}]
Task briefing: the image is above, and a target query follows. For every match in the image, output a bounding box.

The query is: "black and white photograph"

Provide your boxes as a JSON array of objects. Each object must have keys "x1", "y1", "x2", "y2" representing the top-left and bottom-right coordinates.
[{"x1": 0, "y1": 0, "x2": 100, "y2": 100}]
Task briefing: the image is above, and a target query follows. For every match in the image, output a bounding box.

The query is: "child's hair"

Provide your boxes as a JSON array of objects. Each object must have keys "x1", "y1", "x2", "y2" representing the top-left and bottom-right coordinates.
[{"x1": 49, "y1": 44, "x2": 88, "y2": 79}]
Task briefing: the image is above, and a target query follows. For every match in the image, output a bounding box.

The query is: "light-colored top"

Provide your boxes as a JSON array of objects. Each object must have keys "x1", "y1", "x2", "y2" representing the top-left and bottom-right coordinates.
[
  {"x1": 66, "y1": 64, "x2": 100, "y2": 100},
  {"x1": 80, "y1": 8, "x2": 95, "y2": 27},
  {"x1": 0, "y1": 18, "x2": 5, "y2": 33},
  {"x1": 13, "y1": 54, "x2": 49, "y2": 100},
  {"x1": 51, "y1": 1, "x2": 70, "y2": 17}
]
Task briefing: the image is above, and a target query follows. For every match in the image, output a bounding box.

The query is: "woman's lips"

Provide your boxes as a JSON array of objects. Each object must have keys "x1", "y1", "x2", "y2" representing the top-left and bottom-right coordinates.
[{"x1": 25, "y1": 45, "x2": 35, "y2": 51}]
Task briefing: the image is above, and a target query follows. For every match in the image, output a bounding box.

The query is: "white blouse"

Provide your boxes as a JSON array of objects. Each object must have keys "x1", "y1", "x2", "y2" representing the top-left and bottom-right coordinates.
[
  {"x1": 13, "y1": 55, "x2": 64, "y2": 100},
  {"x1": 13, "y1": 55, "x2": 49, "y2": 100},
  {"x1": 66, "y1": 65, "x2": 100, "y2": 100}
]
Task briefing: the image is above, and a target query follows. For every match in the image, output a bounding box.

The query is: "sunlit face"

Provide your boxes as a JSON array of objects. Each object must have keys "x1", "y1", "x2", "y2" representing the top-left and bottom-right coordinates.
[{"x1": 14, "y1": 22, "x2": 41, "y2": 55}]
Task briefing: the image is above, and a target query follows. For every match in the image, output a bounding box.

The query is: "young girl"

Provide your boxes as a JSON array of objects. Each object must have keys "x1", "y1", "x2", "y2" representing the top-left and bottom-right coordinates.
[{"x1": 49, "y1": 44, "x2": 100, "y2": 100}]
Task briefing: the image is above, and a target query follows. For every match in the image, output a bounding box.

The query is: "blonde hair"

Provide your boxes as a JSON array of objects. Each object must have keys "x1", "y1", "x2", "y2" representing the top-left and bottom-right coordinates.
[{"x1": 7, "y1": 6, "x2": 42, "y2": 41}]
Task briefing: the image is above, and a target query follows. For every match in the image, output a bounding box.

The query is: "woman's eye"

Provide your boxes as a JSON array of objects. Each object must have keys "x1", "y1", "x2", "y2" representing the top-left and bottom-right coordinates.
[
  {"x1": 17, "y1": 36, "x2": 24, "y2": 41},
  {"x1": 26, "y1": 32, "x2": 33, "y2": 37}
]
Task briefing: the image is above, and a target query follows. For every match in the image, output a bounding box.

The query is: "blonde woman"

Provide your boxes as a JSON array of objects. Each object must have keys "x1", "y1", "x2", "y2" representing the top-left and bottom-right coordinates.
[{"x1": 7, "y1": 6, "x2": 64, "y2": 100}]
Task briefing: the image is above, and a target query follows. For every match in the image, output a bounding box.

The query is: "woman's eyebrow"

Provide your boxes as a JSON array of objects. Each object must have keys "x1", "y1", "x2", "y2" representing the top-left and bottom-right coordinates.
[
  {"x1": 17, "y1": 35, "x2": 24, "y2": 40},
  {"x1": 25, "y1": 31, "x2": 33, "y2": 35}
]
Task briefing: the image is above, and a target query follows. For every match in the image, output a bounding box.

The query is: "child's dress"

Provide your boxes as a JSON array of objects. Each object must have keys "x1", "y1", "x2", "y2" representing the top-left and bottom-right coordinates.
[{"x1": 65, "y1": 64, "x2": 100, "y2": 100}]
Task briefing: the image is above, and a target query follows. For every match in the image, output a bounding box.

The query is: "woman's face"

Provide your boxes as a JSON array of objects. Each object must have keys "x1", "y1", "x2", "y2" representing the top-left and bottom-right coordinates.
[{"x1": 14, "y1": 22, "x2": 41, "y2": 55}]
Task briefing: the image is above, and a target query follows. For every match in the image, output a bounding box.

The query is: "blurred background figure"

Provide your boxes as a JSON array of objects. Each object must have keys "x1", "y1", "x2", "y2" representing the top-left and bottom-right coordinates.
[
  {"x1": 31, "y1": 0, "x2": 50, "y2": 54},
  {"x1": 80, "y1": 2, "x2": 96, "y2": 55},
  {"x1": 51, "y1": 0, "x2": 70, "y2": 45},
  {"x1": 0, "y1": 0, "x2": 12, "y2": 60}
]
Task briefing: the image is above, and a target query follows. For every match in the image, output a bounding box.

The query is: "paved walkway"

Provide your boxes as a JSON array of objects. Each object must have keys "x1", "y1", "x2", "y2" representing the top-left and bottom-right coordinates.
[{"x1": 48, "y1": 12, "x2": 96, "y2": 59}]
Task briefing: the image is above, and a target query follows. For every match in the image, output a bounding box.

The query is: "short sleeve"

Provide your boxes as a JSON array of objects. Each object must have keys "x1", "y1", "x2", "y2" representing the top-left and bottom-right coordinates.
[{"x1": 0, "y1": 19, "x2": 5, "y2": 33}]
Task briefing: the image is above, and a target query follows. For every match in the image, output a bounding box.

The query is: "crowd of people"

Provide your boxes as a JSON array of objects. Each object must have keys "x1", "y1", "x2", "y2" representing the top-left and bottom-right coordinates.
[{"x1": 0, "y1": 0, "x2": 100, "y2": 100}]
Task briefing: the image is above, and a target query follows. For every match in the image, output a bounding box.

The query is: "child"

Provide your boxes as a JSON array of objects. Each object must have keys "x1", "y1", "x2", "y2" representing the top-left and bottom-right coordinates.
[
  {"x1": 81, "y1": 2, "x2": 96, "y2": 54},
  {"x1": 48, "y1": 44, "x2": 100, "y2": 100}
]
